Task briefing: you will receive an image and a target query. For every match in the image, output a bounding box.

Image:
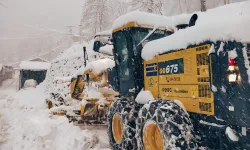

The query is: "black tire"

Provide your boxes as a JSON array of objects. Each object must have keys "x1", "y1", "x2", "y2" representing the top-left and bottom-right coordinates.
[
  {"x1": 136, "y1": 100, "x2": 197, "y2": 150},
  {"x1": 107, "y1": 99, "x2": 138, "y2": 150}
]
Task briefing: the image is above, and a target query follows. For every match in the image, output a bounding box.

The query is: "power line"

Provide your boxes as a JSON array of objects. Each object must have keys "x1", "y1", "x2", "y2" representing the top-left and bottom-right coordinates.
[
  {"x1": 0, "y1": 32, "x2": 60, "y2": 40},
  {"x1": 7, "y1": 42, "x2": 68, "y2": 65},
  {"x1": 23, "y1": 24, "x2": 67, "y2": 34}
]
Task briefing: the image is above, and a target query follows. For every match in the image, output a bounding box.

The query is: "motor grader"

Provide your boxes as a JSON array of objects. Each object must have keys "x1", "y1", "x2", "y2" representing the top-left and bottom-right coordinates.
[{"x1": 93, "y1": 11, "x2": 250, "y2": 150}]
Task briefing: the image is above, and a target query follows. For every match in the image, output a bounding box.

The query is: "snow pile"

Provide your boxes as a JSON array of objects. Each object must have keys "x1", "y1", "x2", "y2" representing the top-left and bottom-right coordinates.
[
  {"x1": 142, "y1": 1, "x2": 250, "y2": 60},
  {"x1": 11, "y1": 82, "x2": 47, "y2": 109},
  {"x1": 19, "y1": 61, "x2": 50, "y2": 70},
  {"x1": 135, "y1": 90, "x2": 154, "y2": 104},
  {"x1": 84, "y1": 58, "x2": 115, "y2": 75},
  {"x1": 23, "y1": 79, "x2": 38, "y2": 88}
]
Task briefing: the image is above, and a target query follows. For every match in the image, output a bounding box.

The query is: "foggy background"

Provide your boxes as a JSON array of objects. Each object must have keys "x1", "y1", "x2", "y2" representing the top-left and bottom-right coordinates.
[
  {"x1": 0, "y1": 0, "x2": 247, "y2": 65},
  {"x1": 0, "y1": 0, "x2": 85, "y2": 64}
]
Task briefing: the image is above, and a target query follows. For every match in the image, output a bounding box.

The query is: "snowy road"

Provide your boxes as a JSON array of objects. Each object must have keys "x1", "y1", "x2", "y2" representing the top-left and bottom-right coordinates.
[{"x1": 0, "y1": 78, "x2": 110, "y2": 150}]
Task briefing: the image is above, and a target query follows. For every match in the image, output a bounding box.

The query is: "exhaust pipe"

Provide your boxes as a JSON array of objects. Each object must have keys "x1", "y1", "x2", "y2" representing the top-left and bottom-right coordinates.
[
  {"x1": 176, "y1": 14, "x2": 198, "y2": 30},
  {"x1": 189, "y1": 14, "x2": 198, "y2": 27}
]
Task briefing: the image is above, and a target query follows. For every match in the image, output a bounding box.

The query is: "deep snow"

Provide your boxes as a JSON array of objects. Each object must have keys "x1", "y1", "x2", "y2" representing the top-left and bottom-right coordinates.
[{"x1": 0, "y1": 78, "x2": 110, "y2": 150}]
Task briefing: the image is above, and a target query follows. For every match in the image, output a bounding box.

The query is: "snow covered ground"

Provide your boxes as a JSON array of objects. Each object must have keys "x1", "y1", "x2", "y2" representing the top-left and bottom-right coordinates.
[{"x1": 0, "y1": 77, "x2": 110, "y2": 150}]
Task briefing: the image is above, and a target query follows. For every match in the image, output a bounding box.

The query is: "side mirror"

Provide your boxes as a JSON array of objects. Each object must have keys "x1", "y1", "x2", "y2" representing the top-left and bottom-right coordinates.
[
  {"x1": 189, "y1": 14, "x2": 198, "y2": 27},
  {"x1": 93, "y1": 41, "x2": 102, "y2": 52}
]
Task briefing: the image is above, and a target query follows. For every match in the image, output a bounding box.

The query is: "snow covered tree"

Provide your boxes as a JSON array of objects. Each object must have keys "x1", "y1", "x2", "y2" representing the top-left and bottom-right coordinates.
[
  {"x1": 80, "y1": 0, "x2": 110, "y2": 40},
  {"x1": 107, "y1": 0, "x2": 130, "y2": 20},
  {"x1": 200, "y1": 0, "x2": 207, "y2": 11},
  {"x1": 129, "y1": 0, "x2": 164, "y2": 14},
  {"x1": 163, "y1": 0, "x2": 201, "y2": 16}
]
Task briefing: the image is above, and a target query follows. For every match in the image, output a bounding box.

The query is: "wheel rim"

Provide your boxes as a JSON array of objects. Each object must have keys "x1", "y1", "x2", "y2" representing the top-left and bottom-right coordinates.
[
  {"x1": 143, "y1": 121, "x2": 163, "y2": 150},
  {"x1": 112, "y1": 113, "x2": 123, "y2": 144}
]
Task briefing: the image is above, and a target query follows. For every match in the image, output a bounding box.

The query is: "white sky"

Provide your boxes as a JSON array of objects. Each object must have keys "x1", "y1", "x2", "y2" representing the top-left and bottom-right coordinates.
[{"x1": 0, "y1": 0, "x2": 85, "y2": 37}]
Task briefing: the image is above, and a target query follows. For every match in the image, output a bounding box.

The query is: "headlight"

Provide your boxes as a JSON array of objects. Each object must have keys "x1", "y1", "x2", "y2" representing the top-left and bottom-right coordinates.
[{"x1": 228, "y1": 74, "x2": 237, "y2": 82}]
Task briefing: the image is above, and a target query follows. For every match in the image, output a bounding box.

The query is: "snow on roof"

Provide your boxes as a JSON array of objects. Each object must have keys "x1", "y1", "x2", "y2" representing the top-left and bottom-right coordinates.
[
  {"x1": 112, "y1": 11, "x2": 192, "y2": 31},
  {"x1": 28, "y1": 57, "x2": 48, "y2": 62},
  {"x1": 142, "y1": 1, "x2": 250, "y2": 60},
  {"x1": 95, "y1": 30, "x2": 112, "y2": 36},
  {"x1": 19, "y1": 61, "x2": 50, "y2": 70}
]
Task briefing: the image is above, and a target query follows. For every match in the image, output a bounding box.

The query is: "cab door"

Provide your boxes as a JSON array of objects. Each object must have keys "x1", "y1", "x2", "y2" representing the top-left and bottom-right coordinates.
[{"x1": 113, "y1": 30, "x2": 136, "y2": 99}]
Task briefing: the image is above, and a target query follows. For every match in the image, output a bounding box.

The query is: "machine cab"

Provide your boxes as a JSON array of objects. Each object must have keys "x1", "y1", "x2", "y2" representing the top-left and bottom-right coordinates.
[{"x1": 111, "y1": 23, "x2": 173, "y2": 99}]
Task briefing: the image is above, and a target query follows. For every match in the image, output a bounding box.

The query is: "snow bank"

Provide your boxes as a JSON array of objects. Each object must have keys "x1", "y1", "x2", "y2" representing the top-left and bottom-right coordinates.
[
  {"x1": 1, "y1": 108, "x2": 97, "y2": 150},
  {"x1": 0, "y1": 80, "x2": 109, "y2": 150},
  {"x1": 84, "y1": 58, "x2": 115, "y2": 75},
  {"x1": 135, "y1": 90, "x2": 154, "y2": 104},
  {"x1": 142, "y1": 1, "x2": 250, "y2": 60},
  {"x1": 112, "y1": 11, "x2": 192, "y2": 30},
  {"x1": 12, "y1": 80, "x2": 47, "y2": 109}
]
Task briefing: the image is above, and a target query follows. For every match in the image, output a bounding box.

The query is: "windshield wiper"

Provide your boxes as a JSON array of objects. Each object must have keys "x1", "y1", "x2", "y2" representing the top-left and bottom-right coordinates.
[{"x1": 136, "y1": 25, "x2": 158, "y2": 47}]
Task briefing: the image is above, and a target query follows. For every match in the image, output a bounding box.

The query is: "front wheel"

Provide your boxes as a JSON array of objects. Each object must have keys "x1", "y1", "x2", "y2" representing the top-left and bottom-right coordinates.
[
  {"x1": 136, "y1": 100, "x2": 197, "y2": 150},
  {"x1": 107, "y1": 99, "x2": 138, "y2": 150}
]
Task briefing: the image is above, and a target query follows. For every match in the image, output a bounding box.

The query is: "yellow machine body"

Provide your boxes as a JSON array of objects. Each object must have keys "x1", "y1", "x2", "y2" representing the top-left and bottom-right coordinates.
[{"x1": 144, "y1": 44, "x2": 214, "y2": 115}]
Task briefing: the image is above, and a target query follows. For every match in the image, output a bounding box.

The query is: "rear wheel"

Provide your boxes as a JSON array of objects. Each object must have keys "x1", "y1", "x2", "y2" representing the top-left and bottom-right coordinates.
[
  {"x1": 136, "y1": 100, "x2": 197, "y2": 150},
  {"x1": 107, "y1": 99, "x2": 138, "y2": 150}
]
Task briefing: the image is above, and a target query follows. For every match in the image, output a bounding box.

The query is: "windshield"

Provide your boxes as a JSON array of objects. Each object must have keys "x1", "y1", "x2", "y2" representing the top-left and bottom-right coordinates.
[
  {"x1": 114, "y1": 31, "x2": 131, "y2": 81},
  {"x1": 132, "y1": 28, "x2": 169, "y2": 57}
]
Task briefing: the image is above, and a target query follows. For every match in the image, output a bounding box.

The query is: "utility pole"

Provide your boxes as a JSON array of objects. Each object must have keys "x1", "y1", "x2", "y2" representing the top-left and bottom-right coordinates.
[
  {"x1": 66, "y1": 26, "x2": 74, "y2": 36},
  {"x1": 224, "y1": 0, "x2": 230, "y2": 4},
  {"x1": 200, "y1": 0, "x2": 207, "y2": 12},
  {"x1": 66, "y1": 25, "x2": 74, "y2": 46},
  {"x1": 79, "y1": 24, "x2": 82, "y2": 44}
]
